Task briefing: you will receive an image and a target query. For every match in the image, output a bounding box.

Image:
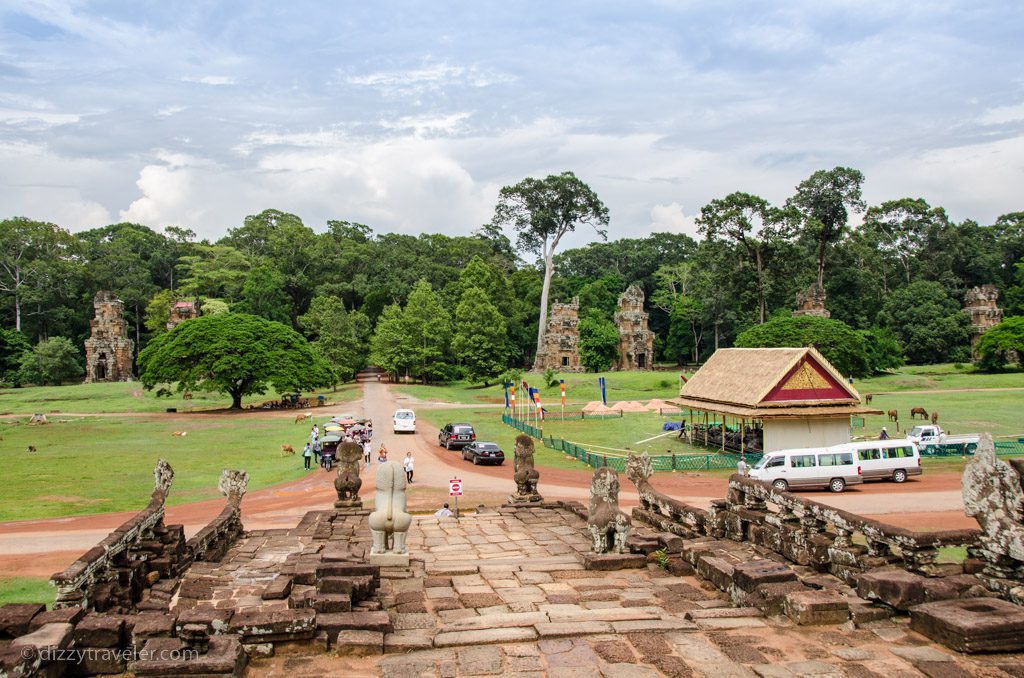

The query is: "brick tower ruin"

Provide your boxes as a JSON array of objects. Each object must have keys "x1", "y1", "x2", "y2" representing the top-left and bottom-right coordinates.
[
  {"x1": 84, "y1": 291, "x2": 134, "y2": 382},
  {"x1": 166, "y1": 299, "x2": 199, "y2": 331},
  {"x1": 614, "y1": 285, "x2": 654, "y2": 370},
  {"x1": 533, "y1": 297, "x2": 583, "y2": 372},
  {"x1": 793, "y1": 282, "x2": 830, "y2": 318},
  {"x1": 964, "y1": 285, "x2": 1003, "y2": 360}
]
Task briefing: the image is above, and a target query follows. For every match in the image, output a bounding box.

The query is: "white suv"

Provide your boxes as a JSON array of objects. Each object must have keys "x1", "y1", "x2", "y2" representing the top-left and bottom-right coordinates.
[{"x1": 393, "y1": 409, "x2": 416, "y2": 434}]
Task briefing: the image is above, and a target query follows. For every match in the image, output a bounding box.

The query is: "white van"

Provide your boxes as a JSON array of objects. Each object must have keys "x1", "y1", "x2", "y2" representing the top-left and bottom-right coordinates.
[
  {"x1": 393, "y1": 409, "x2": 416, "y2": 434},
  {"x1": 838, "y1": 439, "x2": 921, "y2": 483},
  {"x1": 749, "y1": 447, "x2": 863, "y2": 493}
]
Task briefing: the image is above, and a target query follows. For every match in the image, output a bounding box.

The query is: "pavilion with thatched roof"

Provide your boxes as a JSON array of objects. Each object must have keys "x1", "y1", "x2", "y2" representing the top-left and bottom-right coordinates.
[{"x1": 670, "y1": 347, "x2": 881, "y2": 453}]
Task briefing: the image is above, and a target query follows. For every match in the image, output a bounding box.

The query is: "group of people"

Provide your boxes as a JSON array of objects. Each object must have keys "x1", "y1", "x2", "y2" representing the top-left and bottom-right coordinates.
[{"x1": 300, "y1": 422, "x2": 414, "y2": 482}]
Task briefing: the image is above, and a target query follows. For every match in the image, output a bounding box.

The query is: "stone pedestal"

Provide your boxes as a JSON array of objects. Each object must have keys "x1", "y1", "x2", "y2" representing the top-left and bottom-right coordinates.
[
  {"x1": 581, "y1": 553, "x2": 647, "y2": 570},
  {"x1": 910, "y1": 597, "x2": 1024, "y2": 653},
  {"x1": 368, "y1": 552, "x2": 410, "y2": 567}
]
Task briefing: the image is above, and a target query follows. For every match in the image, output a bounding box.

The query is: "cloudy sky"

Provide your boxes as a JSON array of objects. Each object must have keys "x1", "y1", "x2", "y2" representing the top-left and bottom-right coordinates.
[{"x1": 1, "y1": 1, "x2": 1022, "y2": 245}]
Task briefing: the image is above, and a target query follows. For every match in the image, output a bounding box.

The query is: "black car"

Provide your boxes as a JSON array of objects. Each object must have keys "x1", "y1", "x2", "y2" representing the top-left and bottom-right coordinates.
[
  {"x1": 462, "y1": 441, "x2": 504, "y2": 465},
  {"x1": 438, "y1": 423, "x2": 476, "y2": 450}
]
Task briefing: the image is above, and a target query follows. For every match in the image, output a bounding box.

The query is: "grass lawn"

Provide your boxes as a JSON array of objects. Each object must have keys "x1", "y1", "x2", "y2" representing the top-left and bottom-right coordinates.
[
  {"x1": 0, "y1": 381, "x2": 361, "y2": 415},
  {"x1": 857, "y1": 363, "x2": 1024, "y2": 393},
  {"x1": 392, "y1": 370, "x2": 687, "y2": 406},
  {"x1": 0, "y1": 577, "x2": 54, "y2": 607},
  {"x1": 856, "y1": 389, "x2": 1024, "y2": 440},
  {"x1": 0, "y1": 414, "x2": 332, "y2": 522}
]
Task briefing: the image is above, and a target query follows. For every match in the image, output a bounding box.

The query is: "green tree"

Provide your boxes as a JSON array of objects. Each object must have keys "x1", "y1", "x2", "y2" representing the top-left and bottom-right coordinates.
[
  {"x1": 698, "y1": 192, "x2": 790, "y2": 323},
  {"x1": 452, "y1": 286, "x2": 507, "y2": 384},
  {"x1": 492, "y1": 172, "x2": 609, "y2": 364},
  {"x1": 878, "y1": 280, "x2": 970, "y2": 364},
  {"x1": 862, "y1": 198, "x2": 947, "y2": 286},
  {"x1": 177, "y1": 244, "x2": 251, "y2": 301},
  {"x1": 369, "y1": 304, "x2": 408, "y2": 379},
  {"x1": 734, "y1": 314, "x2": 870, "y2": 377},
  {"x1": 137, "y1": 313, "x2": 330, "y2": 409},
  {"x1": 0, "y1": 217, "x2": 81, "y2": 332},
  {"x1": 786, "y1": 167, "x2": 865, "y2": 289},
  {"x1": 578, "y1": 314, "x2": 620, "y2": 372},
  {"x1": 0, "y1": 327, "x2": 31, "y2": 383},
  {"x1": 201, "y1": 298, "x2": 230, "y2": 315},
  {"x1": 16, "y1": 336, "x2": 83, "y2": 385},
  {"x1": 976, "y1": 316, "x2": 1024, "y2": 371},
  {"x1": 235, "y1": 265, "x2": 291, "y2": 324},
  {"x1": 144, "y1": 289, "x2": 174, "y2": 335},
  {"x1": 576, "y1": 274, "x2": 625, "y2": 321},
  {"x1": 401, "y1": 280, "x2": 453, "y2": 382},
  {"x1": 857, "y1": 327, "x2": 905, "y2": 374},
  {"x1": 298, "y1": 295, "x2": 371, "y2": 383}
]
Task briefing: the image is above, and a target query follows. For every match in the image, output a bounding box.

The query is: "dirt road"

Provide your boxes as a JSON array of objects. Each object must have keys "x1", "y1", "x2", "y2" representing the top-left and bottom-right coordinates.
[{"x1": 0, "y1": 382, "x2": 976, "y2": 579}]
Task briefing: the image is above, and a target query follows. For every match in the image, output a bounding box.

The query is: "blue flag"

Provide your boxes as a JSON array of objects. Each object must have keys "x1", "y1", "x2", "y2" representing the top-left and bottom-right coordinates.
[
  {"x1": 503, "y1": 384, "x2": 510, "y2": 409},
  {"x1": 599, "y1": 376, "x2": 606, "y2": 405}
]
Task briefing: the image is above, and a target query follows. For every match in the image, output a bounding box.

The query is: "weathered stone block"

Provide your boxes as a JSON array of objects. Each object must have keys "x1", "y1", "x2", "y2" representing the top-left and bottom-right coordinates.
[
  {"x1": 696, "y1": 556, "x2": 735, "y2": 591},
  {"x1": 316, "y1": 611, "x2": 391, "y2": 635},
  {"x1": 261, "y1": 575, "x2": 293, "y2": 600},
  {"x1": 229, "y1": 609, "x2": 316, "y2": 643},
  {"x1": 0, "y1": 603, "x2": 45, "y2": 638},
  {"x1": 318, "y1": 577, "x2": 355, "y2": 595},
  {"x1": 582, "y1": 553, "x2": 647, "y2": 571},
  {"x1": 11, "y1": 622, "x2": 74, "y2": 655},
  {"x1": 74, "y1": 614, "x2": 125, "y2": 648},
  {"x1": 312, "y1": 594, "x2": 352, "y2": 613},
  {"x1": 175, "y1": 607, "x2": 234, "y2": 635},
  {"x1": 334, "y1": 629, "x2": 383, "y2": 656},
  {"x1": 910, "y1": 597, "x2": 1024, "y2": 653},
  {"x1": 749, "y1": 581, "x2": 809, "y2": 616},
  {"x1": 129, "y1": 614, "x2": 176, "y2": 651},
  {"x1": 0, "y1": 644, "x2": 40, "y2": 677},
  {"x1": 784, "y1": 590, "x2": 850, "y2": 625},
  {"x1": 733, "y1": 560, "x2": 798, "y2": 593},
  {"x1": 132, "y1": 636, "x2": 246, "y2": 676},
  {"x1": 28, "y1": 606, "x2": 85, "y2": 632},
  {"x1": 856, "y1": 569, "x2": 926, "y2": 611}
]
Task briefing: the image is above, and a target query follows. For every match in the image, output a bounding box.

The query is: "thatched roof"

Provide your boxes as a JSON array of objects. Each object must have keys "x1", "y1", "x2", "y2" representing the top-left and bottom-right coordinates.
[{"x1": 671, "y1": 347, "x2": 870, "y2": 417}]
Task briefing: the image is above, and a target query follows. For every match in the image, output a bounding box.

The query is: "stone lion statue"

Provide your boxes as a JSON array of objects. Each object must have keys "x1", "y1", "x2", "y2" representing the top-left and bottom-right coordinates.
[
  {"x1": 588, "y1": 467, "x2": 631, "y2": 553},
  {"x1": 334, "y1": 442, "x2": 364, "y2": 508},
  {"x1": 509, "y1": 434, "x2": 542, "y2": 503},
  {"x1": 368, "y1": 461, "x2": 411, "y2": 554},
  {"x1": 963, "y1": 433, "x2": 1024, "y2": 567}
]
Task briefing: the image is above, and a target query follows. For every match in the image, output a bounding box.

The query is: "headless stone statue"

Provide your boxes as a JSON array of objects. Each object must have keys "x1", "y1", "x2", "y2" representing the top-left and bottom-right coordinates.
[
  {"x1": 367, "y1": 461, "x2": 412, "y2": 566},
  {"x1": 587, "y1": 467, "x2": 630, "y2": 553},
  {"x1": 509, "y1": 434, "x2": 542, "y2": 503},
  {"x1": 334, "y1": 442, "x2": 363, "y2": 508}
]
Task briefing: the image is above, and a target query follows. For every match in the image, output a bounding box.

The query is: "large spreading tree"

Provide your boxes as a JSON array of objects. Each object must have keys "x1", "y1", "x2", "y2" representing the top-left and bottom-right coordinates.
[
  {"x1": 492, "y1": 172, "x2": 609, "y2": 365},
  {"x1": 138, "y1": 312, "x2": 331, "y2": 408},
  {"x1": 786, "y1": 167, "x2": 865, "y2": 289}
]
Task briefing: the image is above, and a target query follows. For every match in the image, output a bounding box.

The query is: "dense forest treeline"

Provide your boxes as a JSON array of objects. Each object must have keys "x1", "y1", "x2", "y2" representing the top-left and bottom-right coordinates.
[{"x1": 1, "y1": 166, "x2": 1023, "y2": 386}]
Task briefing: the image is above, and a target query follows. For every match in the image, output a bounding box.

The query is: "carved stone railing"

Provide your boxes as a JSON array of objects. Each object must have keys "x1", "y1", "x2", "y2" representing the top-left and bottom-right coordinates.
[
  {"x1": 51, "y1": 460, "x2": 185, "y2": 611},
  {"x1": 626, "y1": 453, "x2": 981, "y2": 584},
  {"x1": 185, "y1": 469, "x2": 248, "y2": 563}
]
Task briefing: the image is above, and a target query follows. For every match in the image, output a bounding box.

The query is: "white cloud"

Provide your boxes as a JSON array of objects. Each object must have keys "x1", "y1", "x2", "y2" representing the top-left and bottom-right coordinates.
[
  {"x1": 0, "y1": 108, "x2": 80, "y2": 128},
  {"x1": 649, "y1": 202, "x2": 699, "y2": 236},
  {"x1": 978, "y1": 102, "x2": 1024, "y2": 125},
  {"x1": 119, "y1": 163, "x2": 194, "y2": 225},
  {"x1": 378, "y1": 112, "x2": 471, "y2": 137},
  {"x1": 156, "y1": 105, "x2": 186, "y2": 117},
  {"x1": 181, "y1": 75, "x2": 236, "y2": 86}
]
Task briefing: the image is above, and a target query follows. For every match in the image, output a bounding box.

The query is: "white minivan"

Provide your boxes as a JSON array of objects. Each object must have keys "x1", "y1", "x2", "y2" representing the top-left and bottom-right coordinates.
[
  {"x1": 749, "y1": 447, "x2": 863, "y2": 493},
  {"x1": 839, "y1": 439, "x2": 921, "y2": 483},
  {"x1": 393, "y1": 409, "x2": 416, "y2": 434}
]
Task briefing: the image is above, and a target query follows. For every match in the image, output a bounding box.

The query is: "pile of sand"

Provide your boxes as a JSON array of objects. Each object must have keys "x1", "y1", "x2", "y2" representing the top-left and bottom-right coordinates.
[
  {"x1": 582, "y1": 401, "x2": 621, "y2": 414},
  {"x1": 612, "y1": 400, "x2": 649, "y2": 413}
]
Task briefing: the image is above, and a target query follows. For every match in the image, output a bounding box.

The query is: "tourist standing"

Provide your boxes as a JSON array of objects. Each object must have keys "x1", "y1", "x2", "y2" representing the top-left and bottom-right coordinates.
[
  {"x1": 403, "y1": 452, "x2": 414, "y2": 483},
  {"x1": 378, "y1": 447, "x2": 388, "y2": 464},
  {"x1": 737, "y1": 455, "x2": 747, "y2": 477},
  {"x1": 302, "y1": 442, "x2": 312, "y2": 470},
  {"x1": 363, "y1": 439, "x2": 372, "y2": 467},
  {"x1": 880, "y1": 427, "x2": 890, "y2": 440},
  {"x1": 313, "y1": 436, "x2": 322, "y2": 464}
]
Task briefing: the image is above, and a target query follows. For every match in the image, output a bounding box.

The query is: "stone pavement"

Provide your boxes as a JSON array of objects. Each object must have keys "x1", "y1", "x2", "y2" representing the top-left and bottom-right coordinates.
[{"x1": 246, "y1": 505, "x2": 1024, "y2": 677}]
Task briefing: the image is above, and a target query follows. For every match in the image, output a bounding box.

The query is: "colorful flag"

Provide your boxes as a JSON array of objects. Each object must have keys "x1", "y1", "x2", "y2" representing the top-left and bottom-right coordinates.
[
  {"x1": 599, "y1": 376, "x2": 607, "y2": 405},
  {"x1": 560, "y1": 379, "x2": 566, "y2": 407},
  {"x1": 510, "y1": 385, "x2": 516, "y2": 411},
  {"x1": 504, "y1": 383, "x2": 510, "y2": 409},
  {"x1": 532, "y1": 387, "x2": 543, "y2": 421}
]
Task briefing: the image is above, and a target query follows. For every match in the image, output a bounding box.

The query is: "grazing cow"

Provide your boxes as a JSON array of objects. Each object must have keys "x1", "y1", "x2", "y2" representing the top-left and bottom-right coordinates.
[
  {"x1": 27, "y1": 445, "x2": 36, "y2": 453},
  {"x1": 910, "y1": 407, "x2": 928, "y2": 420},
  {"x1": 172, "y1": 431, "x2": 188, "y2": 437},
  {"x1": 887, "y1": 409, "x2": 898, "y2": 422},
  {"x1": 864, "y1": 394, "x2": 873, "y2": 405},
  {"x1": 931, "y1": 411, "x2": 938, "y2": 425},
  {"x1": 281, "y1": 444, "x2": 295, "y2": 455},
  {"x1": 182, "y1": 391, "x2": 193, "y2": 400},
  {"x1": 295, "y1": 412, "x2": 312, "y2": 424}
]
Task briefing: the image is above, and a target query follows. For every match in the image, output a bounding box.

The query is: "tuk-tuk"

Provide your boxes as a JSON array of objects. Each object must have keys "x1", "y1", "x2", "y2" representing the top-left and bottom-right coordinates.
[{"x1": 320, "y1": 434, "x2": 341, "y2": 471}]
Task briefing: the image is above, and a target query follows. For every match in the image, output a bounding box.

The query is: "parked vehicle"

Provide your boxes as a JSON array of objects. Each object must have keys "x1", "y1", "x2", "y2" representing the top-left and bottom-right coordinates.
[
  {"x1": 837, "y1": 439, "x2": 921, "y2": 483},
  {"x1": 462, "y1": 441, "x2": 504, "y2": 465},
  {"x1": 393, "y1": 409, "x2": 416, "y2": 434},
  {"x1": 748, "y1": 446, "x2": 863, "y2": 492},
  {"x1": 438, "y1": 423, "x2": 476, "y2": 449},
  {"x1": 907, "y1": 425, "x2": 980, "y2": 448}
]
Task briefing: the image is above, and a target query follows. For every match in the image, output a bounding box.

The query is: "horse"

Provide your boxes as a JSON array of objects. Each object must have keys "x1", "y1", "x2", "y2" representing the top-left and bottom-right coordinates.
[
  {"x1": 887, "y1": 409, "x2": 898, "y2": 422},
  {"x1": 294, "y1": 412, "x2": 312, "y2": 424},
  {"x1": 910, "y1": 407, "x2": 928, "y2": 420},
  {"x1": 931, "y1": 411, "x2": 938, "y2": 425},
  {"x1": 864, "y1": 394, "x2": 873, "y2": 405}
]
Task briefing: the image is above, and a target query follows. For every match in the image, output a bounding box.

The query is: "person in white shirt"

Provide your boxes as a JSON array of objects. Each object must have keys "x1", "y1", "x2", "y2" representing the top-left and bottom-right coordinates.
[
  {"x1": 403, "y1": 452, "x2": 414, "y2": 483},
  {"x1": 434, "y1": 503, "x2": 453, "y2": 518}
]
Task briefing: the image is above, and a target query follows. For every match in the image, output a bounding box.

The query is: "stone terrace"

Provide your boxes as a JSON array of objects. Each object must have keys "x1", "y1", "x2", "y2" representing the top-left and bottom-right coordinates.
[{"x1": 245, "y1": 505, "x2": 1024, "y2": 677}]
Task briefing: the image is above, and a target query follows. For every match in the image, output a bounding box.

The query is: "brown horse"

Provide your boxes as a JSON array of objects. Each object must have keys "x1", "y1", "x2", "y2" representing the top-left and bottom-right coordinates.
[
  {"x1": 931, "y1": 411, "x2": 938, "y2": 425},
  {"x1": 887, "y1": 409, "x2": 898, "y2": 422},
  {"x1": 864, "y1": 394, "x2": 873, "y2": 405},
  {"x1": 910, "y1": 407, "x2": 928, "y2": 420}
]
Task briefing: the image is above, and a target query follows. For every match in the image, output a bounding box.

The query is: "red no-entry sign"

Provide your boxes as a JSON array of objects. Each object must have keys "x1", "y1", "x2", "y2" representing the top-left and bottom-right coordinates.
[{"x1": 449, "y1": 478, "x2": 463, "y2": 496}]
